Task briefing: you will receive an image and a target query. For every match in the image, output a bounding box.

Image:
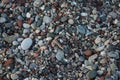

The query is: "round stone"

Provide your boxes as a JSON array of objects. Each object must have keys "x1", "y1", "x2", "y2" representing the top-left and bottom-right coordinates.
[
  {"x1": 0, "y1": 17, "x2": 6, "y2": 23},
  {"x1": 26, "y1": 12, "x2": 31, "y2": 18},
  {"x1": 10, "y1": 74, "x2": 18, "y2": 80},
  {"x1": 43, "y1": 16, "x2": 51, "y2": 23},
  {"x1": 68, "y1": 19, "x2": 74, "y2": 24},
  {"x1": 21, "y1": 38, "x2": 32, "y2": 50},
  {"x1": 23, "y1": 29, "x2": 30, "y2": 34},
  {"x1": 33, "y1": 0, "x2": 42, "y2": 7},
  {"x1": 95, "y1": 36, "x2": 101, "y2": 44},
  {"x1": 84, "y1": 50, "x2": 92, "y2": 56},
  {"x1": 56, "y1": 49, "x2": 64, "y2": 61},
  {"x1": 87, "y1": 70, "x2": 97, "y2": 79},
  {"x1": 12, "y1": 41, "x2": 19, "y2": 45},
  {"x1": 38, "y1": 40, "x2": 44, "y2": 46},
  {"x1": 23, "y1": 23, "x2": 30, "y2": 28}
]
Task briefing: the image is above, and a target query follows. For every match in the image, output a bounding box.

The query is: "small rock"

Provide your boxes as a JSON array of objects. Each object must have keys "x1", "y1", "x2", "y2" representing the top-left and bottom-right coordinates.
[
  {"x1": 56, "y1": 49, "x2": 64, "y2": 61},
  {"x1": 100, "y1": 58, "x2": 107, "y2": 64},
  {"x1": 61, "y1": 16, "x2": 68, "y2": 22},
  {"x1": 17, "y1": 20, "x2": 23, "y2": 27},
  {"x1": 77, "y1": 25, "x2": 86, "y2": 34},
  {"x1": 33, "y1": 0, "x2": 42, "y2": 7},
  {"x1": 88, "y1": 54, "x2": 98, "y2": 63},
  {"x1": 26, "y1": 12, "x2": 31, "y2": 18},
  {"x1": 0, "y1": 17, "x2": 6, "y2": 23},
  {"x1": 10, "y1": 73, "x2": 18, "y2": 80},
  {"x1": 21, "y1": 38, "x2": 33, "y2": 50},
  {"x1": 43, "y1": 16, "x2": 51, "y2": 23},
  {"x1": 79, "y1": 56, "x2": 85, "y2": 62},
  {"x1": 4, "y1": 58, "x2": 14, "y2": 67},
  {"x1": 23, "y1": 29, "x2": 30, "y2": 34},
  {"x1": 29, "y1": 63, "x2": 37, "y2": 70},
  {"x1": 4, "y1": 34, "x2": 19, "y2": 43},
  {"x1": 81, "y1": 12, "x2": 88, "y2": 17},
  {"x1": 38, "y1": 40, "x2": 44, "y2": 46},
  {"x1": 100, "y1": 51, "x2": 106, "y2": 56},
  {"x1": 23, "y1": 23, "x2": 30, "y2": 28},
  {"x1": 84, "y1": 50, "x2": 92, "y2": 56},
  {"x1": 95, "y1": 36, "x2": 102, "y2": 44},
  {"x1": 12, "y1": 41, "x2": 19, "y2": 46},
  {"x1": 87, "y1": 70, "x2": 97, "y2": 79},
  {"x1": 68, "y1": 19, "x2": 74, "y2": 25}
]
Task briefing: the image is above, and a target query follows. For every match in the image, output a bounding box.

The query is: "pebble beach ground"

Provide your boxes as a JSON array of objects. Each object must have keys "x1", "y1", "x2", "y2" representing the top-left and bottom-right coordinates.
[{"x1": 0, "y1": 0, "x2": 120, "y2": 80}]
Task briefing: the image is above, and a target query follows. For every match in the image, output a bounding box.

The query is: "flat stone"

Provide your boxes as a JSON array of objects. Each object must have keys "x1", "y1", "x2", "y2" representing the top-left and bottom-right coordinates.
[
  {"x1": 10, "y1": 74, "x2": 18, "y2": 80},
  {"x1": 43, "y1": 16, "x2": 51, "y2": 23},
  {"x1": 81, "y1": 12, "x2": 88, "y2": 16},
  {"x1": 61, "y1": 16, "x2": 68, "y2": 22},
  {"x1": 56, "y1": 49, "x2": 64, "y2": 61},
  {"x1": 88, "y1": 54, "x2": 98, "y2": 63},
  {"x1": 0, "y1": 17, "x2": 6, "y2": 23},
  {"x1": 12, "y1": 41, "x2": 19, "y2": 46},
  {"x1": 33, "y1": 0, "x2": 42, "y2": 7},
  {"x1": 38, "y1": 40, "x2": 44, "y2": 46},
  {"x1": 77, "y1": 25, "x2": 86, "y2": 34},
  {"x1": 68, "y1": 19, "x2": 74, "y2": 24},
  {"x1": 4, "y1": 34, "x2": 19, "y2": 43},
  {"x1": 23, "y1": 29, "x2": 30, "y2": 34},
  {"x1": 21, "y1": 38, "x2": 32, "y2": 50},
  {"x1": 95, "y1": 36, "x2": 101, "y2": 44},
  {"x1": 87, "y1": 70, "x2": 97, "y2": 79},
  {"x1": 23, "y1": 23, "x2": 30, "y2": 28}
]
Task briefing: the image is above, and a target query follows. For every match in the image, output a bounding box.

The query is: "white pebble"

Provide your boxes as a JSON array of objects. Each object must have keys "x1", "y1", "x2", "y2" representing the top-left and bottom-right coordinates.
[
  {"x1": 23, "y1": 23, "x2": 30, "y2": 28},
  {"x1": 21, "y1": 38, "x2": 33, "y2": 50},
  {"x1": 26, "y1": 12, "x2": 31, "y2": 18},
  {"x1": 12, "y1": 41, "x2": 19, "y2": 45}
]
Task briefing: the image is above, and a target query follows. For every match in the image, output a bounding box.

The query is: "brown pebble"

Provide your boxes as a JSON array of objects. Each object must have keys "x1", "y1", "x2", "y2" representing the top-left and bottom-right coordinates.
[
  {"x1": 4, "y1": 58, "x2": 14, "y2": 67},
  {"x1": 84, "y1": 50, "x2": 92, "y2": 56},
  {"x1": 17, "y1": 20, "x2": 23, "y2": 27},
  {"x1": 33, "y1": 53, "x2": 39, "y2": 57},
  {"x1": 98, "y1": 76, "x2": 105, "y2": 80}
]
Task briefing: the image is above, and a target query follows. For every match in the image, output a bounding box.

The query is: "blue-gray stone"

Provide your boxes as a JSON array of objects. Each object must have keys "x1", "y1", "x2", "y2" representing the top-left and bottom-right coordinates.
[{"x1": 77, "y1": 25, "x2": 86, "y2": 34}]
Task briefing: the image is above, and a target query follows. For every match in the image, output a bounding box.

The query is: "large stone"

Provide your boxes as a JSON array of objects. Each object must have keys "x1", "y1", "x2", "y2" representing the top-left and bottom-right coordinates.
[{"x1": 21, "y1": 38, "x2": 32, "y2": 50}]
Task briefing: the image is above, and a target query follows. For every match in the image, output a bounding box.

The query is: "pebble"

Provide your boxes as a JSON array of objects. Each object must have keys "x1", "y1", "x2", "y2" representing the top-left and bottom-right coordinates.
[
  {"x1": 77, "y1": 25, "x2": 86, "y2": 34},
  {"x1": 4, "y1": 58, "x2": 14, "y2": 67},
  {"x1": 26, "y1": 12, "x2": 31, "y2": 18},
  {"x1": 43, "y1": 16, "x2": 51, "y2": 23},
  {"x1": 12, "y1": 41, "x2": 19, "y2": 46},
  {"x1": 68, "y1": 19, "x2": 74, "y2": 25},
  {"x1": 88, "y1": 54, "x2": 98, "y2": 63},
  {"x1": 38, "y1": 40, "x2": 44, "y2": 46},
  {"x1": 0, "y1": 17, "x2": 6, "y2": 23},
  {"x1": 84, "y1": 50, "x2": 92, "y2": 56},
  {"x1": 95, "y1": 36, "x2": 102, "y2": 44},
  {"x1": 10, "y1": 73, "x2": 19, "y2": 80},
  {"x1": 33, "y1": 0, "x2": 42, "y2": 7},
  {"x1": 23, "y1": 23, "x2": 31, "y2": 28},
  {"x1": 87, "y1": 70, "x2": 97, "y2": 79},
  {"x1": 21, "y1": 38, "x2": 33, "y2": 50},
  {"x1": 81, "y1": 12, "x2": 88, "y2": 17},
  {"x1": 56, "y1": 49, "x2": 64, "y2": 61}
]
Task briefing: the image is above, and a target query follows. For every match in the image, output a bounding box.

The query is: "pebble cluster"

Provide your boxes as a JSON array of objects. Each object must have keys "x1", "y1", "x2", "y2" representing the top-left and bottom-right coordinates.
[{"x1": 0, "y1": 0, "x2": 120, "y2": 80}]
